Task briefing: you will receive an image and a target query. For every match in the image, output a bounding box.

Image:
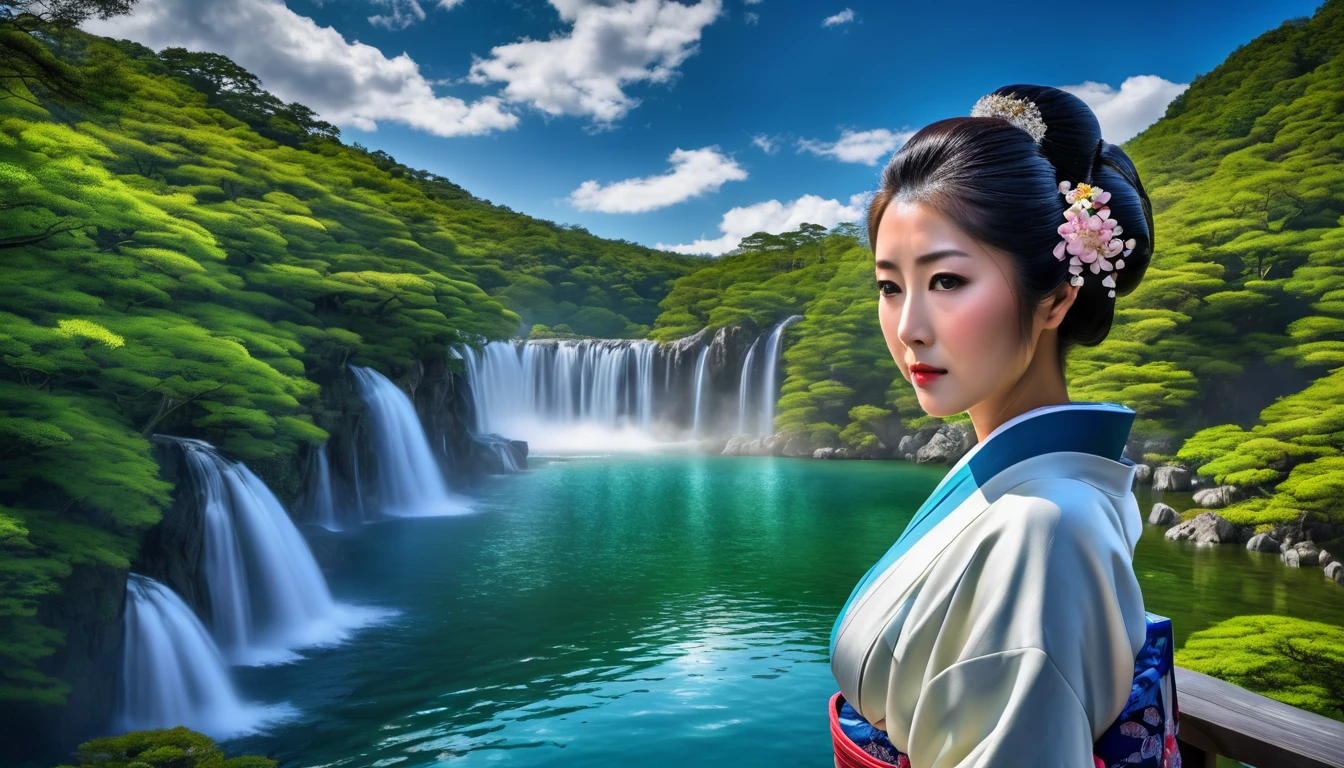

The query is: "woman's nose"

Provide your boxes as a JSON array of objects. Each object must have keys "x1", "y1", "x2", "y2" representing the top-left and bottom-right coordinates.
[{"x1": 896, "y1": 292, "x2": 930, "y2": 348}]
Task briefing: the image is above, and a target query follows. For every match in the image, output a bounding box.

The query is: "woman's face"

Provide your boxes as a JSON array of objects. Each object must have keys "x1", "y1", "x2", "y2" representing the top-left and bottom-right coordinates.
[{"x1": 874, "y1": 200, "x2": 1052, "y2": 419}]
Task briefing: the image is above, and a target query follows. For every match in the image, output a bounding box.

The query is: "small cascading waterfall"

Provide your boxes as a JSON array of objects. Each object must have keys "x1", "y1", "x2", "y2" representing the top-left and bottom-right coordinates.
[
  {"x1": 736, "y1": 336, "x2": 761, "y2": 435},
  {"x1": 351, "y1": 365, "x2": 472, "y2": 516},
  {"x1": 759, "y1": 315, "x2": 804, "y2": 436},
  {"x1": 116, "y1": 573, "x2": 289, "y2": 738},
  {"x1": 306, "y1": 444, "x2": 339, "y2": 531},
  {"x1": 349, "y1": 439, "x2": 367, "y2": 520},
  {"x1": 476, "y1": 433, "x2": 522, "y2": 472},
  {"x1": 691, "y1": 344, "x2": 709, "y2": 438},
  {"x1": 171, "y1": 436, "x2": 377, "y2": 665}
]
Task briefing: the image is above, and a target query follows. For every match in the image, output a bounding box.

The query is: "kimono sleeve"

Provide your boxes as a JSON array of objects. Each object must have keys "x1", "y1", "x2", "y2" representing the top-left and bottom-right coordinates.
[{"x1": 901, "y1": 479, "x2": 1147, "y2": 768}]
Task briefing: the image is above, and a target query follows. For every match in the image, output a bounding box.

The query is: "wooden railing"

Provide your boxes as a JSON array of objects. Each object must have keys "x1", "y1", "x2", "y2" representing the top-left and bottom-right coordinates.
[{"x1": 1174, "y1": 666, "x2": 1344, "y2": 768}]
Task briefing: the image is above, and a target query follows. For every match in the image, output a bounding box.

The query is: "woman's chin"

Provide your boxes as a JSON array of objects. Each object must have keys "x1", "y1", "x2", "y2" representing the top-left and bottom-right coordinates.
[{"x1": 916, "y1": 393, "x2": 961, "y2": 419}]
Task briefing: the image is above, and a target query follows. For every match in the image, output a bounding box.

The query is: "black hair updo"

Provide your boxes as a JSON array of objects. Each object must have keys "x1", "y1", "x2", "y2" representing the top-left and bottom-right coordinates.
[{"x1": 866, "y1": 83, "x2": 1155, "y2": 368}]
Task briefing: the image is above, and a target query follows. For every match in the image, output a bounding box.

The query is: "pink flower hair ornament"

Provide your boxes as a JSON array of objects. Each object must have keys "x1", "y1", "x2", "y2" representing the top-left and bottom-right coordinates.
[{"x1": 1053, "y1": 180, "x2": 1137, "y2": 298}]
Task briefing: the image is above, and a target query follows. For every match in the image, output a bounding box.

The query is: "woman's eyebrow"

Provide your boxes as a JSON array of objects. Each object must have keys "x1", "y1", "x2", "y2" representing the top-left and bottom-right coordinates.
[{"x1": 875, "y1": 249, "x2": 971, "y2": 270}]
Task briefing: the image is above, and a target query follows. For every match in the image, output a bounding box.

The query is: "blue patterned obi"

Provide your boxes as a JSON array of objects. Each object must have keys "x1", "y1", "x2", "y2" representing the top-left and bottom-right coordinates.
[{"x1": 837, "y1": 612, "x2": 1182, "y2": 768}]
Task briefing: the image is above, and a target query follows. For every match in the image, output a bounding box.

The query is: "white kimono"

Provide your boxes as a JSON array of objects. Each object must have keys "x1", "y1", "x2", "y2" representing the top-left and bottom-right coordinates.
[{"x1": 830, "y1": 402, "x2": 1148, "y2": 768}]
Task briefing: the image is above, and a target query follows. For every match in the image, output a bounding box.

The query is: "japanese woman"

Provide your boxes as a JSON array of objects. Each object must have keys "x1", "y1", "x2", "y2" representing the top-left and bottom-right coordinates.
[{"x1": 828, "y1": 84, "x2": 1180, "y2": 768}]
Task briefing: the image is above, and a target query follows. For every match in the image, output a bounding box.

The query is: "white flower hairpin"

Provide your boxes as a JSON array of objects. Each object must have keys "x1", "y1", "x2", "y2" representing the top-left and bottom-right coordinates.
[
  {"x1": 1054, "y1": 181, "x2": 1136, "y2": 298},
  {"x1": 970, "y1": 92, "x2": 1047, "y2": 144}
]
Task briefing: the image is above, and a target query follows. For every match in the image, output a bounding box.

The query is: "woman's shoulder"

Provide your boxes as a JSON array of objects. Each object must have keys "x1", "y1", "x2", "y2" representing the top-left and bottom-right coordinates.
[{"x1": 978, "y1": 474, "x2": 1139, "y2": 554}]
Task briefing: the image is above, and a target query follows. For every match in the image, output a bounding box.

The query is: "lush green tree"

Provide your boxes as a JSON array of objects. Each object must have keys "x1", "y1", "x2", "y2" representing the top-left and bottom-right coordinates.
[
  {"x1": 54, "y1": 726, "x2": 277, "y2": 768},
  {"x1": 1175, "y1": 615, "x2": 1344, "y2": 722}
]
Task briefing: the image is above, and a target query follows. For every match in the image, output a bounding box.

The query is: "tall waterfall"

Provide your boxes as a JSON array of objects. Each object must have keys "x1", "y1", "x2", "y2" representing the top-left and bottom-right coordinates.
[
  {"x1": 457, "y1": 318, "x2": 804, "y2": 452},
  {"x1": 351, "y1": 365, "x2": 473, "y2": 516},
  {"x1": 760, "y1": 315, "x2": 803, "y2": 435},
  {"x1": 172, "y1": 436, "x2": 383, "y2": 665},
  {"x1": 691, "y1": 344, "x2": 709, "y2": 438},
  {"x1": 116, "y1": 574, "x2": 291, "y2": 738},
  {"x1": 736, "y1": 337, "x2": 760, "y2": 435}
]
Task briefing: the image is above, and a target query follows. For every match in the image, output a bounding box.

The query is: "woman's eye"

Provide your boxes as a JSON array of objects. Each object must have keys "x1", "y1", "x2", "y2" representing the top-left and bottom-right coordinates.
[
  {"x1": 931, "y1": 273, "x2": 964, "y2": 291},
  {"x1": 877, "y1": 280, "x2": 900, "y2": 296}
]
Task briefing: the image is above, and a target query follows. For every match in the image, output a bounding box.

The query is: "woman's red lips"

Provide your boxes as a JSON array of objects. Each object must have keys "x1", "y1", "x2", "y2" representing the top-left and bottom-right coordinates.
[{"x1": 909, "y1": 363, "x2": 946, "y2": 387}]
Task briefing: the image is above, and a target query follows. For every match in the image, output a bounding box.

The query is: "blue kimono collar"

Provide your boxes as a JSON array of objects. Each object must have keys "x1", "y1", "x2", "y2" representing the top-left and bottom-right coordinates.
[{"x1": 830, "y1": 401, "x2": 1136, "y2": 656}]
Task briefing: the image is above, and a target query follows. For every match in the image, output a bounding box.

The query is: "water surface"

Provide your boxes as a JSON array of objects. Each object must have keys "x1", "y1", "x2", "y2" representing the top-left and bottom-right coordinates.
[{"x1": 223, "y1": 454, "x2": 1344, "y2": 767}]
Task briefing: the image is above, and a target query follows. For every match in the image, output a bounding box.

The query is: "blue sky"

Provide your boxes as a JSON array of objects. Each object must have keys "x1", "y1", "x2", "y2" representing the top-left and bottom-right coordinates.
[{"x1": 88, "y1": 0, "x2": 1325, "y2": 255}]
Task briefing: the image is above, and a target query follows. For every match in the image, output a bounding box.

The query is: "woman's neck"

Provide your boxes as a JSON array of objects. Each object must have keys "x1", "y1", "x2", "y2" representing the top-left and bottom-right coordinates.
[{"x1": 966, "y1": 331, "x2": 1070, "y2": 442}]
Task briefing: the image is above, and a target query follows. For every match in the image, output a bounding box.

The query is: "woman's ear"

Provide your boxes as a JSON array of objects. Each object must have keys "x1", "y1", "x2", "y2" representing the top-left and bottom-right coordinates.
[{"x1": 1040, "y1": 280, "x2": 1080, "y2": 330}]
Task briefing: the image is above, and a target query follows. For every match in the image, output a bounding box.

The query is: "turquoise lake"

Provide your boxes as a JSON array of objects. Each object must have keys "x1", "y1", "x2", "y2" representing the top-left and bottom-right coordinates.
[{"x1": 220, "y1": 453, "x2": 1344, "y2": 767}]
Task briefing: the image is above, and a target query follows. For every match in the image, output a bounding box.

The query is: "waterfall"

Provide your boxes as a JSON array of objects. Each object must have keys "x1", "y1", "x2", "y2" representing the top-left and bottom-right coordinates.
[
  {"x1": 760, "y1": 315, "x2": 803, "y2": 436},
  {"x1": 691, "y1": 344, "x2": 709, "y2": 438},
  {"x1": 350, "y1": 439, "x2": 367, "y2": 521},
  {"x1": 306, "y1": 444, "x2": 339, "y2": 531},
  {"x1": 115, "y1": 574, "x2": 291, "y2": 739},
  {"x1": 458, "y1": 339, "x2": 669, "y2": 453},
  {"x1": 351, "y1": 365, "x2": 473, "y2": 517},
  {"x1": 636, "y1": 342, "x2": 656, "y2": 428},
  {"x1": 736, "y1": 336, "x2": 760, "y2": 435},
  {"x1": 456, "y1": 323, "x2": 804, "y2": 451},
  {"x1": 170, "y1": 436, "x2": 383, "y2": 665}
]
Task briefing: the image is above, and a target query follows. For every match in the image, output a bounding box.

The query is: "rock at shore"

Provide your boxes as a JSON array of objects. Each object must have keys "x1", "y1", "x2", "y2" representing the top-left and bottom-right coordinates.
[
  {"x1": 1165, "y1": 511, "x2": 1237, "y2": 545},
  {"x1": 1246, "y1": 533, "x2": 1281, "y2": 552},
  {"x1": 1133, "y1": 464, "x2": 1153, "y2": 484},
  {"x1": 1281, "y1": 540, "x2": 1322, "y2": 567},
  {"x1": 915, "y1": 423, "x2": 976, "y2": 465},
  {"x1": 1191, "y1": 485, "x2": 1239, "y2": 508},
  {"x1": 1325, "y1": 561, "x2": 1344, "y2": 587},
  {"x1": 1152, "y1": 466, "x2": 1191, "y2": 492},
  {"x1": 1148, "y1": 503, "x2": 1180, "y2": 526}
]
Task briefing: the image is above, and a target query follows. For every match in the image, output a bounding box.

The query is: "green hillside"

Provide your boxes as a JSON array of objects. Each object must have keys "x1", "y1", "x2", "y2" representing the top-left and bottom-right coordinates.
[{"x1": 0, "y1": 19, "x2": 701, "y2": 708}]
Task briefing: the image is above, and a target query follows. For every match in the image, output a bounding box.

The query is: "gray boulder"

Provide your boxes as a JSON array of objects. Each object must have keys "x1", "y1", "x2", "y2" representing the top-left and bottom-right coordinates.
[
  {"x1": 1148, "y1": 503, "x2": 1180, "y2": 526},
  {"x1": 1319, "y1": 549, "x2": 1335, "y2": 570},
  {"x1": 1165, "y1": 511, "x2": 1237, "y2": 545},
  {"x1": 899, "y1": 428, "x2": 937, "y2": 458},
  {"x1": 916, "y1": 423, "x2": 976, "y2": 466},
  {"x1": 1133, "y1": 464, "x2": 1153, "y2": 484},
  {"x1": 1152, "y1": 466, "x2": 1191, "y2": 492},
  {"x1": 1246, "y1": 533, "x2": 1280, "y2": 553},
  {"x1": 1191, "y1": 485, "x2": 1239, "y2": 508},
  {"x1": 1281, "y1": 541, "x2": 1321, "y2": 567},
  {"x1": 1326, "y1": 561, "x2": 1344, "y2": 587},
  {"x1": 813, "y1": 447, "x2": 851, "y2": 460}
]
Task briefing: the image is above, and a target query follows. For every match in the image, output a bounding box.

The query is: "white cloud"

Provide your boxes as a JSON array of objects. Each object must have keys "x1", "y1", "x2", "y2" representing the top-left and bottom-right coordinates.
[
  {"x1": 368, "y1": 0, "x2": 464, "y2": 30},
  {"x1": 822, "y1": 8, "x2": 854, "y2": 26},
  {"x1": 797, "y1": 127, "x2": 914, "y2": 165},
  {"x1": 368, "y1": 0, "x2": 424, "y2": 29},
  {"x1": 570, "y1": 146, "x2": 747, "y2": 213},
  {"x1": 750, "y1": 133, "x2": 778, "y2": 154},
  {"x1": 1060, "y1": 75, "x2": 1189, "y2": 143},
  {"x1": 83, "y1": 0, "x2": 518, "y2": 138},
  {"x1": 658, "y1": 192, "x2": 868, "y2": 256},
  {"x1": 467, "y1": 0, "x2": 723, "y2": 125},
  {"x1": 745, "y1": 11, "x2": 758, "y2": 23}
]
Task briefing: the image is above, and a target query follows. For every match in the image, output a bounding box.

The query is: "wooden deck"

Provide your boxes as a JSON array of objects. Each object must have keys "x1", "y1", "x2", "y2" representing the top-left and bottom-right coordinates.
[{"x1": 1174, "y1": 666, "x2": 1344, "y2": 768}]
